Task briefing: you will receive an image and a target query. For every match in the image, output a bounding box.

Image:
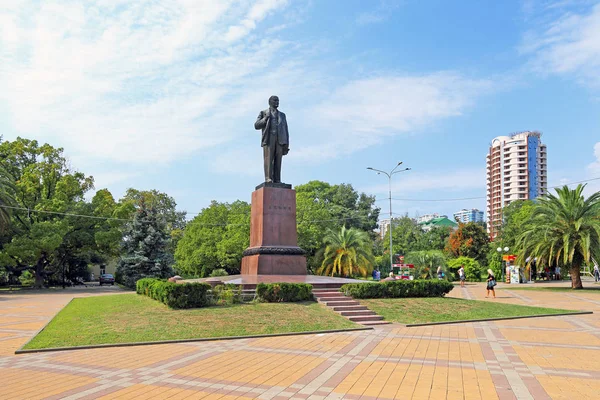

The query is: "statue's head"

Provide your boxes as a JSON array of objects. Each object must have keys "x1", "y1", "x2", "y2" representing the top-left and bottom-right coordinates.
[{"x1": 268, "y1": 95, "x2": 279, "y2": 109}]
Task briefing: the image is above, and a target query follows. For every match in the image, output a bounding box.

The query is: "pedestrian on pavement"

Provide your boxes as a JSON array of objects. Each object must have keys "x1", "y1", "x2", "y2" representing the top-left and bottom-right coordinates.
[
  {"x1": 555, "y1": 266, "x2": 561, "y2": 280},
  {"x1": 458, "y1": 265, "x2": 466, "y2": 288},
  {"x1": 486, "y1": 269, "x2": 496, "y2": 299},
  {"x1": 594, "y1": 263, "x2": 600, "y2": 282}
]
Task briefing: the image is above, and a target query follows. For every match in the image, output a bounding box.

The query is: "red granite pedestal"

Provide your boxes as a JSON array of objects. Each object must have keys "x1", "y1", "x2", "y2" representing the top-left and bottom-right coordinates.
[{"x1": 241, "y1": 183, "x2": 307, "y2": 275}]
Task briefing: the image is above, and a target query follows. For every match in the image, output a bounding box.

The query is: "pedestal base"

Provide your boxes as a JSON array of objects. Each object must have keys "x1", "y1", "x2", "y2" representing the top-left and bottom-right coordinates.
[
  {"x1": 240, "y1": 184, "x2": 307, "y2": 276},
  {"x1": 241, "y1": 254, "x2": 307, "y2": 275}
]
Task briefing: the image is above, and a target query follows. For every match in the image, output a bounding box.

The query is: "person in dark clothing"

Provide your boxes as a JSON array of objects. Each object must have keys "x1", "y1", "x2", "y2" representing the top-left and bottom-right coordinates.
[{"x1": 486, "y1": 269, "x2": 496, "y2": 299}]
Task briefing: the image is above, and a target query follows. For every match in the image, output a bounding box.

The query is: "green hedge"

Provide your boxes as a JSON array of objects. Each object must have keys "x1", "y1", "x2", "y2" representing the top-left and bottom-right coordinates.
[
  {"x1": 340, "y1": 280, "x2": 454, "y2": 299},
  {"x1": 255, "y1": 283, "x2": 314, "y2": 302},
  {"x1": 136, "y1": 278, "x2": 211, "y2": 309}
]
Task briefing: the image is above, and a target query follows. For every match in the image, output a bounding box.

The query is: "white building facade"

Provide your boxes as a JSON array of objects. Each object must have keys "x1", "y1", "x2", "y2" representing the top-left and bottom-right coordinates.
[
  {"x1": 378, "y1": 218, "x2": 391, "y2": 239},
  {"x1": 416, "y1": 213, "x2": 446, "y2": 224},
  {"x1": 453, "y1": 209, "x2": 484, "y2": 223},
  {"x1": 486, "y1": 131, "x2": 547, "y2": 240}
]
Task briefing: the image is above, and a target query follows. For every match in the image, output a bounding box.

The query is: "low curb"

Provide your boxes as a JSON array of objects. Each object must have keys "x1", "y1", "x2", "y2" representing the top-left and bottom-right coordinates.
[
  {"x1": 402, "y1": 310, "x2": 593, "y2": 327},
  {"x1": 15, "y1": 326, "x2": 372, "y2": 354}
]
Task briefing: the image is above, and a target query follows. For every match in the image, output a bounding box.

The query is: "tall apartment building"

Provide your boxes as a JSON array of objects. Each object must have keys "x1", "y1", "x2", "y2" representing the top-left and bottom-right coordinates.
[
  {"x1": 453, "y1": 209, "x2": 484, "y2": 223},
  {"x1": 486, "y1": 131, "x2": 547, "y2": 240}
]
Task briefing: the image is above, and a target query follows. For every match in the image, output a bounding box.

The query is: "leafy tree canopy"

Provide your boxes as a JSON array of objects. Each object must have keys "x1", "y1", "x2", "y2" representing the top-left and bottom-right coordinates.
[
  {"x1": 446, "y1": 222, "x2": 489, "y2": 265},
  {"x1": 496, "y1": 200, "x2": 535, "y2": 249},
  {"x1": 296, "y1": 181, "x2": 379, "y2": 272},
  {"x1": 174, "y1": 200, "x2": 250, "y2": 277},
  {"x1": 0, "y1": 138, "x2": 95, "y2": 287},
  {"x1": 382, "y1": 215, "x2": 423, "y2": 257}
]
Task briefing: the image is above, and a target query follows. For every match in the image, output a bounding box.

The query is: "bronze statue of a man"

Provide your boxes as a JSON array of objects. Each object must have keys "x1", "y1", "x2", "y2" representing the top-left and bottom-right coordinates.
[{"x1": 254, "y1": 95, "x2": 289, "y2": 183}]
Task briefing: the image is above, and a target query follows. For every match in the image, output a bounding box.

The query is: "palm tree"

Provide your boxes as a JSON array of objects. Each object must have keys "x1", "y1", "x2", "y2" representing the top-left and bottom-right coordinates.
[
  {"x1": 516, "y1": 184, "x2": 600, "y2": 289},
  {"x1": 317, "y1": 226, "x2": 374, "y2": 277},
  {"x1": 405, "y1": 250, "x2": 447, "y2": 279}
]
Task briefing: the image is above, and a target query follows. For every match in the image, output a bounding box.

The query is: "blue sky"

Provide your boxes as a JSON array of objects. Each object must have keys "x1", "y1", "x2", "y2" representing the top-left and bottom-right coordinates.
[{"x1": 1, "y1": 0, "x2": 599, "y2": 221}]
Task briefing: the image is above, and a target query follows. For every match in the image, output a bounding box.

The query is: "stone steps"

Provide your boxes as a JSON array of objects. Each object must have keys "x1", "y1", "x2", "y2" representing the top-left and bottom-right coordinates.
[{"x1": 313, "y1": 289, "x2": 390, "y2": 326}]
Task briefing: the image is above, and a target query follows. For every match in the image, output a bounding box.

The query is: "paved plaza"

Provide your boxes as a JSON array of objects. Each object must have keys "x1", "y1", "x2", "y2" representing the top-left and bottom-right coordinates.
[{"x1": 1, "y1": 283, "x2": 600, "y2": 399}]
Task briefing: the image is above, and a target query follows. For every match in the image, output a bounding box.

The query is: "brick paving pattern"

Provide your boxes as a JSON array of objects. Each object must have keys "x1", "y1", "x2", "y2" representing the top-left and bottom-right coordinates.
[{"x1": 1, "y1": 283, "x2": 600, "y2": 399}]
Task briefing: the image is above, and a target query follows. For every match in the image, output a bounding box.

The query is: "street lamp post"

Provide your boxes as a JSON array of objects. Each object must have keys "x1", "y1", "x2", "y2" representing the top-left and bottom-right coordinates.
[
  {"x1": 497, "y1": 246, "x2": 509, "y2": 282},
  {"x1": 367, "y1": 163, "x2": 411, "y2": 273}
]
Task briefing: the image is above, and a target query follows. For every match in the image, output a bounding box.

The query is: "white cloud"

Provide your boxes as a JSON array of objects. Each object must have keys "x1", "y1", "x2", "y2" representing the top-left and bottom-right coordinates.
[
  {"x1": 362, "y1": 168, "x2": 486, "y2": 196},
  {"x1": 520, "y1": 3, "x2": 600, "y2": 87},
  {"x1": 293, "y1": 73, "x2": 493, "y2": 161},
  {"x1": 0, "y1": 0, "x2": 496, "y2": 182},
  {"x1": 225, "y1": 0, "x2": 289, "y2": 42},
  {"x1": 585, "y1": 141, "x2": 600, "y2": 195},
  {"x1": 0, "y1": 0, "x2": 291, "y2": 167},
  {"x1": 356, "y1": 0, "x2": 403, "y2": 25},
  {"x1": 589, "y1": 142, "x2": 600, "y2": 174}
]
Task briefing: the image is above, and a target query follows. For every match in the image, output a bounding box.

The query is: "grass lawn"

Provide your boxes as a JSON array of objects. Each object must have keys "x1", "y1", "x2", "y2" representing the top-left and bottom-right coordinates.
[
  {"x1": 360, "y1": 298, "x2": 575, "y2": 325},
  {"x1": 24, "y1": 294, "x2": 358, "y2": 350}
]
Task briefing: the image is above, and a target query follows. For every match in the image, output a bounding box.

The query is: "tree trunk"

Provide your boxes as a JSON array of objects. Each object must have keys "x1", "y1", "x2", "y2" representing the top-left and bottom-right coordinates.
[
  {"x1": 33, "y1": 255, "x2": 46, "y2": 289},
  {"x1": 570, "y1": 264, "x2": 583, "y2": 289}
]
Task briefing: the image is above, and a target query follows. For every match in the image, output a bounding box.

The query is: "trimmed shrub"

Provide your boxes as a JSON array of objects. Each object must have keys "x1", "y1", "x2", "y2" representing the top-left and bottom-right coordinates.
[
  {"x1": 447, "y1": 257, "x2": 482, "y2": 282},
  {"x1": 255, "y1": 283, "x2": 314, "y2": 302},
  {"x1": 136, "y1": 278, "x2": 211, "y2": 309},
  {"x1": 212, "y1": 284, "x2": 242, "y2": 305},
  {"x1": 340, "y1": 280, "x2": 454, "y2": 299},
  {"x1": 209, "y1": 268, "x2": 229, "y2": 277}
]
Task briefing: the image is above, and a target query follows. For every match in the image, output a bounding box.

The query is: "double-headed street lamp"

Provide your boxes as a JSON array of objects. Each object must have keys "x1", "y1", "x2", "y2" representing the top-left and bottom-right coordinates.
[{"x1": 367, "y1": 162, "x2": 411, "y2": 272}]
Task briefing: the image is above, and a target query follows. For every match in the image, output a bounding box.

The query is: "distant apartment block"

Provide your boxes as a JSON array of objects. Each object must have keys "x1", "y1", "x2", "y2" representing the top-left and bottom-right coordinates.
[
  {"x1": 416, "y1": 213, "x2": 447, "y2": 224},
  {"x1": 486, "y1": 131, "x2": 547, "y2": 240},
  {"x1": 453, "y1": 209, "x2": 484, "y2": 224},
  {"x1": 378, "y1": 218, "x2": 391, "y2": 239}
]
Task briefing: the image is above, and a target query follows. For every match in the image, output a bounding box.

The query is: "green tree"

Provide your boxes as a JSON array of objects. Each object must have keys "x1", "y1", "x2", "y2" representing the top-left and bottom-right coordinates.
[
  {"x1": 415, "y1": 226, "x2": 452, "y2": 251},
  {"x1": 174, "y1": 200, "x2": 250, "y2": 277},
  {"x1": 446, "y1": 222, "x2": 489, "y2": 265},
  {"x1": 317, "y1": 226, "x2": 375, "y2": 277},
  {"x1": 383, "y1": 215, "x2": 423, "y2": 257},
  {"x1": 0, "y1": 138, "x2": 94, "y2": 287},
  {"x1": 296, "y1": 181, "x2": 379, "y2": 272},
  {"x1": 516, "y1": 185, "x2": 600, "y2": 289},
  {"x1": 0, "y1": 163, "x2": 16, "y2": 233},
  {"x1": 119, "y1": 188, "x2": 186, "y2": 254},
  {"x1": 404, "y1": 250, "x2": 447, "y2": 279},
  {"x1": 116, "y1": 203, "x2": 173, "y2": 288},
  {"x1": 496, "y1": 200, "x2": 535, "y2": 248},
  {"x1": 447, "y1": 256, "x2": 482, "y2": 282},
  {"x1": 486, "y1": 244, "x2": 504, "y2": 279}
]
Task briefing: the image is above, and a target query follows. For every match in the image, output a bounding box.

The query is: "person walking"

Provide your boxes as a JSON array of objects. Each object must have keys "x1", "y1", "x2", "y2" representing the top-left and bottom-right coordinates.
[
  {"x1": 594, "y1": 263, "x2": 600, "y2": 282},
  {"x1": 437, "y1": 266, "x2": 443, "y2": 280},
  {"x1": 486, "y1": 269, "x2": 496, "y2": 299},
  {"x1": 458, "y1": 265, "x2": 466, "y2": 288}
]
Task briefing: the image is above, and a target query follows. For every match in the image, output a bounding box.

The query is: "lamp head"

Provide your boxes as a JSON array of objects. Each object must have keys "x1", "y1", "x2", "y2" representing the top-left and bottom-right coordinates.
[
  {"x1": 504, "y1": 247, "x2": 509, "y2": 252},
  {"x1": 496, "y1": 247, "x2": 502, "y2": 252}
]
